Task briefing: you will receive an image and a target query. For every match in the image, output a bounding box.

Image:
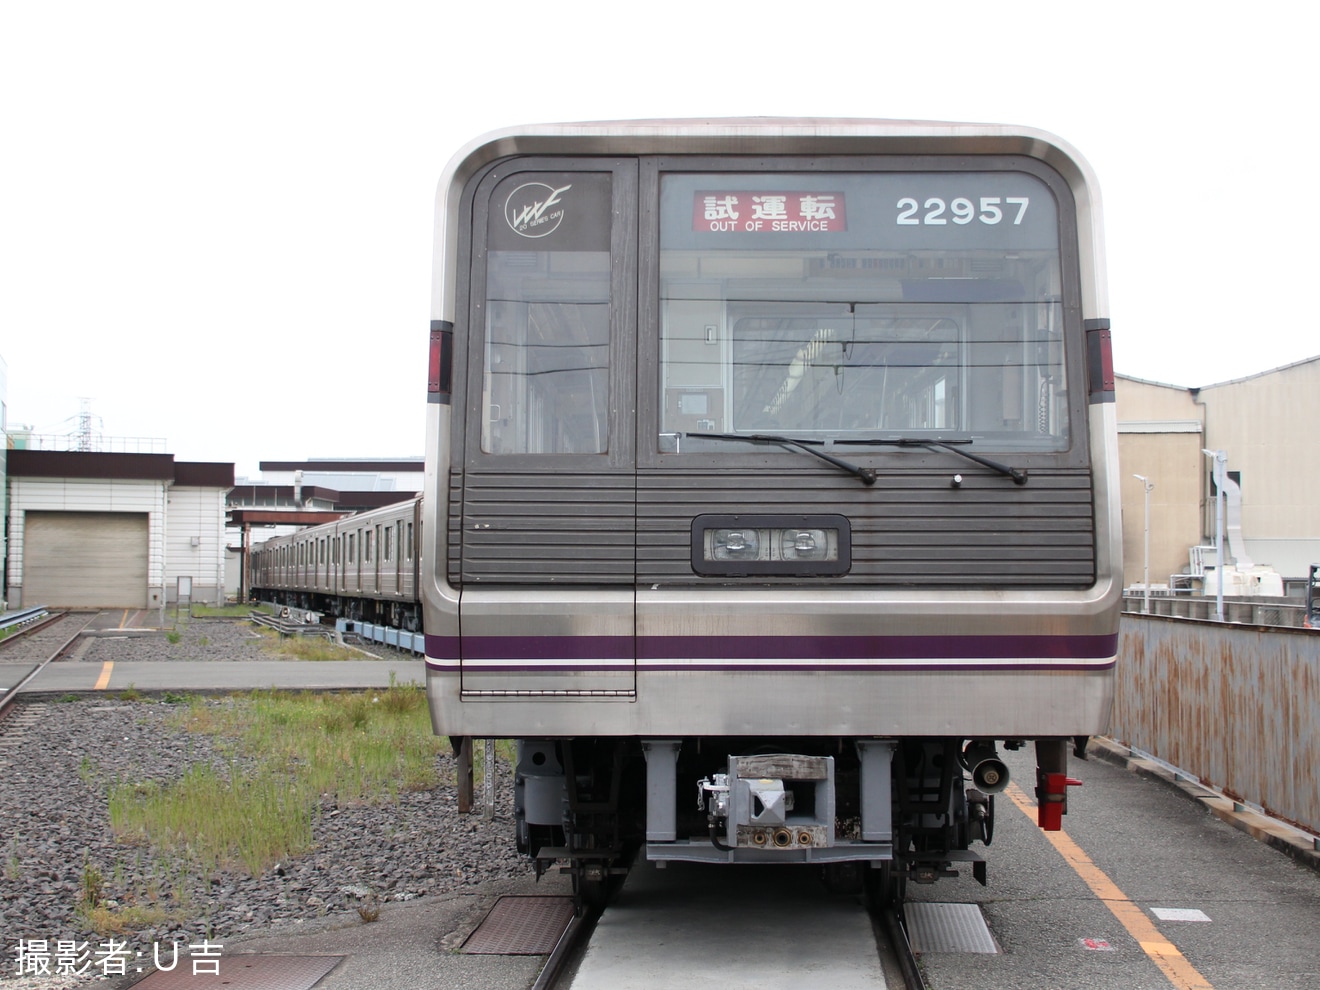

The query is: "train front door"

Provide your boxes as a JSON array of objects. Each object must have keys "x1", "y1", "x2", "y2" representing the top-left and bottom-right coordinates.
[{"x1": 456, "y1": 160, "x2": 638, "y2": 697}]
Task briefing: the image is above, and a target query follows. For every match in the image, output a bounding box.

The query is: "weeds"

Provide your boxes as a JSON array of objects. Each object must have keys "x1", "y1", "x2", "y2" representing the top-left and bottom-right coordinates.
[
  {"x1": 165, "y1": 631, "x2": 182, "y2": 645},
  {"x1": 116, "y1": 685, "x2": 143, "y2": 702},
  {"x1": 193, "y1": 602, "x2": 272, "y2": 618},
  {"x1": 261, "y1": 632, "x2": 360, "y2": 662},
  {"x1": 107, "y1": 684, "x2": 442, "y2": 876},
  {"x1": 79, "y1": 857, "x2": 104, "y2": 912}
]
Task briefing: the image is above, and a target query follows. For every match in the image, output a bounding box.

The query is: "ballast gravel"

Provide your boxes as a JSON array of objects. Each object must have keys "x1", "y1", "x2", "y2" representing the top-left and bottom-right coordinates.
[{"x1": 0, "y1": 619, "x2": 531, "y2": 985}]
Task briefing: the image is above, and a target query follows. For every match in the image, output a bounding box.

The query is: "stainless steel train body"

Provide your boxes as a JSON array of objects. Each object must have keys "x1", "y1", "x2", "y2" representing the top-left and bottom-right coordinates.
[
  {"x1": 420, "y1": 118, "x2": 1120, "y2": 901},
  {"x1": 249, "y1": 497, "x2": 423, "y2": 629}
]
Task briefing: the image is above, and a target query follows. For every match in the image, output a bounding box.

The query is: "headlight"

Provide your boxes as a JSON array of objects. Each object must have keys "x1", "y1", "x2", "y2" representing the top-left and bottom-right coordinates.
[
  {"x1": 782, "y1": 528, "x2": 828, "y2": 561},
  {"x1": 712, "y1": 528, "x2": 761, "y2": 560},
  {"x1": 691, "y1": 515, "x2": 851, "y2": 576}
]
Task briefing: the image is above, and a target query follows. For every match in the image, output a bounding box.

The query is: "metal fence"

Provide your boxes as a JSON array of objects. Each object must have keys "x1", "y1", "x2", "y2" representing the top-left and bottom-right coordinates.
[
  {"x1": 1123, "y1": 594, "x2": 1310, "y2": 628},
  {"x1": 6, "y1": 433, "x2": 167, "y2": 453},
  {"x1": 1110, "y1": 613, "x2": 1320, "y2": 836}
]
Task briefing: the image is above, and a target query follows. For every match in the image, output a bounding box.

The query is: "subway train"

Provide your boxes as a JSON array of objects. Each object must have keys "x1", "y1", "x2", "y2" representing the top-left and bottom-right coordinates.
[
  {"x1": 248, "y1": 496, "x2": 423, "y2": 633},
  {"x1": 263, "y1": 118, "x2": 1122, "y2": 906}
]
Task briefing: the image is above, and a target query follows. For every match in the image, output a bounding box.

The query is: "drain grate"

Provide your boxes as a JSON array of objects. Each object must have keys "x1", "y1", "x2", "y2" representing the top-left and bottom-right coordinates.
[
  {"x1": 133, "y1": 954, "x2": 342, "y2": 989},
  {"x1": 904, "y1": 902, "x2": 998, "y2": 954},
  {"x1": 461, "y1": 895, "x2": 575, "y2": 955}
]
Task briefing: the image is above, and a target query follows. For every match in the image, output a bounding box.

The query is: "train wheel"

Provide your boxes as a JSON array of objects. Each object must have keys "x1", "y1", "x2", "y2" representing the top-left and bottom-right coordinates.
[
  {"x1": 864, "y1": 859, "x2": 907, "y2": 910},
  {"x1": 571, "y1": 861, "x2": 623, "y2": 915}
]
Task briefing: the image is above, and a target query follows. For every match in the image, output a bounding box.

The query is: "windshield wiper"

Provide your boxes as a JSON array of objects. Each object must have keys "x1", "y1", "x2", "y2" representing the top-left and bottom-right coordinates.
[
  {"x1": 835, "y1": 437, "x2": 1028, "y2": 485},
  {"x1": 685, "y1": 432, "x2": 877, "y2": 486}
]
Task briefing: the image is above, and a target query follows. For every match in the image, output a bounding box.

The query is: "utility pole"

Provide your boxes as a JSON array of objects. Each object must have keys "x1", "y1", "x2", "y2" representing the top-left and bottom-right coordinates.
[
  {"x1": 1202, "y1": 449, "x2": 1226, "y2": 622},
  {"x1": 1133, "y1": 474, "x2": 1154, "y2": 614}
]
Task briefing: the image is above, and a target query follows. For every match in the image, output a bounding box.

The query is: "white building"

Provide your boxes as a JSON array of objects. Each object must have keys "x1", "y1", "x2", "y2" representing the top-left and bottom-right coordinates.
[{"x1": 5, "y1": 450, "x2": 233, "y2": 608}]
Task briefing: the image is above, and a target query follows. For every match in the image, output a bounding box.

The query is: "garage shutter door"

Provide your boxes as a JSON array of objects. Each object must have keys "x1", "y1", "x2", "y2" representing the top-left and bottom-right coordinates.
[{"x1": 23, "y1": 511, "x2": 149, "y2": 608}]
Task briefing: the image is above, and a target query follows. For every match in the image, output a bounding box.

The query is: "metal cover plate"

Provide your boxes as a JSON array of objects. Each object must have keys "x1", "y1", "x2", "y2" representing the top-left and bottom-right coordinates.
[
  {"x1": 462, "y1": 895, "x2": 575, "y2": 954},
  {"x1": 905, "y1": 902, "x2": 998, "y2": 954},
  {"x1": 133, "y1": 955, "x2": 343, "y2": 989}
]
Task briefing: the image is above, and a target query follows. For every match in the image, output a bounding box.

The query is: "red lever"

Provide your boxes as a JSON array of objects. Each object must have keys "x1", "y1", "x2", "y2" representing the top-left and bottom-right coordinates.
[{"x1": 1036, "y1": 771, "x2": 1083, "y2": 831}]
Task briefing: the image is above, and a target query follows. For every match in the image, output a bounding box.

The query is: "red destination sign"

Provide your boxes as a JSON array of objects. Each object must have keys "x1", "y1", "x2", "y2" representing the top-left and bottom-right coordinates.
[{"x1": 693, "y1": 192, "x2": 847, "y2": 233}]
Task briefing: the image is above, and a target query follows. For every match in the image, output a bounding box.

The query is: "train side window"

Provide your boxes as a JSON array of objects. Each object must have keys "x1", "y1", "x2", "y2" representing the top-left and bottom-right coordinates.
[
  {"x1": 366, "y1": 530, "x2": 373, "y2": 562},
  {"x1": 348, "y1": 533, "x2": 356, "y2": 563},
  {"x1": 406, "y1": 522, "x2": 414, "y2": 561}
]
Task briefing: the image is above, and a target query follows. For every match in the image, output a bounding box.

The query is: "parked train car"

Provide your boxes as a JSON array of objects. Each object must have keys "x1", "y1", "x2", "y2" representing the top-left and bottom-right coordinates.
[
  {"x1": 410, "y1": 118, "x2": 1121, "y2": 906},
  {"x1": 249, "y1": 497, "x2": 423, "y2": 631}
]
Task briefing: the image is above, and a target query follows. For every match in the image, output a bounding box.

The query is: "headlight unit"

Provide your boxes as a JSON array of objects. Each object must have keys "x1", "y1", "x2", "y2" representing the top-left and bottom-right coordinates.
[{"x1": 692, "y1": 514, "x2": 851, "y2": 576}]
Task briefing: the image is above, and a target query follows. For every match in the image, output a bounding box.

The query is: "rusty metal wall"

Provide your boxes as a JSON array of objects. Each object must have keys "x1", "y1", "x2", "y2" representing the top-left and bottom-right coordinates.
[{"x1": 1111, "y1": 616, "x2": 1320, "y2": 835}]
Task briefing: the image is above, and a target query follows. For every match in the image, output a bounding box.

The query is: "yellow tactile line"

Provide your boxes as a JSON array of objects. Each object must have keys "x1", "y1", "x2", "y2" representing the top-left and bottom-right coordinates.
[
  {"x1": 1005, "y1": 782, "x2": 1214, "y2": 990},
  {"x1": 94, "y1": 662, "x2": 113, "y2": 691}
]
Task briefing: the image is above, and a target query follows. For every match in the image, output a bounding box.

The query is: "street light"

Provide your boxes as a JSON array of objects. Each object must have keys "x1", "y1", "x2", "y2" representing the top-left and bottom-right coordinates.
[
  {"x1": 1202, "y1": 449, "x2": 1227, "y2": 622},
  {"x1": 1133, "y1": 474, "x2": 1154, "y2": 614}
]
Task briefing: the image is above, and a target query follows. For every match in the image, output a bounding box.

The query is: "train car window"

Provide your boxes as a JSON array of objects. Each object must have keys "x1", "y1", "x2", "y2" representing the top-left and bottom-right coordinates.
[
  {"x1": 406, "y1": 522, "x2": 414, "y2": 561},
  {"x1": 479, "y1": 171, "x2": 613, "y2": 455},
  {"x1": 365, "y1": 530, "x2": 373, "y2": 562},
  {"x1": 347, "y1": 533, "x2": 355, "y2": 563},
  {"x1": 658, "y1": 169, "x2": 1070, "y2": 452}
]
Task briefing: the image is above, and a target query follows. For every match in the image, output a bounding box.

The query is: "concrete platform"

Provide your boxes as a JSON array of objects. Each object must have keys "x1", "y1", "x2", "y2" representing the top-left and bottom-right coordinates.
[{"x1": 19, "y1": 659, "x2": 421, "y2": 696}]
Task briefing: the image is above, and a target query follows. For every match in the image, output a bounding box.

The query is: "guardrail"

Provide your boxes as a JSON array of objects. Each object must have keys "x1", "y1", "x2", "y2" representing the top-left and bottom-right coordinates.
[{"x1": 0, "y1": 606, "x2": 50, "y2": 637}]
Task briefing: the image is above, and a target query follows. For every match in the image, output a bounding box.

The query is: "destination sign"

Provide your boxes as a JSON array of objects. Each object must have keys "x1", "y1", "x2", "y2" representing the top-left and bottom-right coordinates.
[{"x1": 693, "y1": 192, "x2": 847, "y2": 234}]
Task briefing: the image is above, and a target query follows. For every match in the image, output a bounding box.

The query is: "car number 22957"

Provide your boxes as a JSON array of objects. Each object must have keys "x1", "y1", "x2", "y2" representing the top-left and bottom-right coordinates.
[{"x1": 896, "y1": 196, "x2": 1029, "y2": 225}]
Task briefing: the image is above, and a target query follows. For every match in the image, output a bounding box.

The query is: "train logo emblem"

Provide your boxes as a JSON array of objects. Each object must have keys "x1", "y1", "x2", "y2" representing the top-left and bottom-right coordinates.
[{"x1": 505, "y1": 182, "x2": 572, "y2": 237}]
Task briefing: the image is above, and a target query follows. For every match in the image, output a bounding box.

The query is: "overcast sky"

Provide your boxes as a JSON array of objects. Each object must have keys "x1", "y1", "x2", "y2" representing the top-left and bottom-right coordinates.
[{"x1": 1, "y1": 2, "x2": 1311, "y2": 477}]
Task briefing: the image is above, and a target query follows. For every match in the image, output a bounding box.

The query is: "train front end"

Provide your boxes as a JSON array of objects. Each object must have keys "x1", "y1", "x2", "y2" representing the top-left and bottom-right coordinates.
[{"x1": 420, "y1": 119, "x2": 1119, "y2": 903}]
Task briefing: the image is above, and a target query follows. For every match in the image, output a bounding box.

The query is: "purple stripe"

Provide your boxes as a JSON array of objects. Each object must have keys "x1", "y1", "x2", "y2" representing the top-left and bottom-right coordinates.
[
  {"x1": 425, "y1": 632, "x2": 1117, "y2": 662},
  {"x1": 426, "y1": 658, "x2": 1115, "y2": 674}
]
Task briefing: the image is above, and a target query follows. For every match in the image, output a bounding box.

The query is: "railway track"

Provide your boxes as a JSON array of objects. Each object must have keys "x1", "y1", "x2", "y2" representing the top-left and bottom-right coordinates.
[
  {"x1": 527, "y1": 863, "x2": 926, "y2": 990},
  {"x1": 0, "y1": 610, "x2": 96, "y2": 722}
]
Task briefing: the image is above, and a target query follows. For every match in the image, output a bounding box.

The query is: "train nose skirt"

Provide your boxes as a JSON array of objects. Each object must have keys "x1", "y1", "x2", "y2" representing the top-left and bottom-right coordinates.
[{"x1": 460, "y1": 895, "x2": 576, "y2": 954}]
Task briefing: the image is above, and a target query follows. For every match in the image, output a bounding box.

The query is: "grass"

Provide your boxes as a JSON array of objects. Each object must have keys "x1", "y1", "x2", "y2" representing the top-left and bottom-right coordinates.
[
  {"x1": 106, "y1": 680, "x2": 444, "y2": 877},
  {"x1": 192, "y1": 602, "x2": 275, "y2": 618},
  {"x1": 262, "y1": 631, "x2": 361, "y2": 662}
]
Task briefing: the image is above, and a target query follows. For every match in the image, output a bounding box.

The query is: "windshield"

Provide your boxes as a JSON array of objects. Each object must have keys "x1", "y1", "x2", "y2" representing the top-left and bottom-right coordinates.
[{"x1": 659, "y1": 170, "x2": 1069, "y2": 452}]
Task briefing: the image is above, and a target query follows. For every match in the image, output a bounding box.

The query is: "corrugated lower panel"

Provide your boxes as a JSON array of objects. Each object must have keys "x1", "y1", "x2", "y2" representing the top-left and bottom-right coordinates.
[{"x1": 461, "y1": 895, "x2": 576, "y2": 954}]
